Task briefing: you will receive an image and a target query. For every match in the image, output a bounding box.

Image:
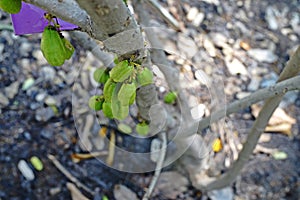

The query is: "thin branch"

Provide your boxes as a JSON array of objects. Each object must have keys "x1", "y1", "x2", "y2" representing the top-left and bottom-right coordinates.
[
  {"x1": 190, "y1": 75, "x2": 300, "y2": 135},
  {"x1": 142, "y1": 132, "x2": 167, "y2": 200},
  {"x1": 199, "y1": 46, "x2": 300, "y2": 191},
  {"x1": 70, "y1": 31, "x2": 114, "y2": 68},
  {"x1": 145, "y1": 0, "x2": 180, "y2": 30},
  {"x1": 48, "y1": 154, "x2": 95, "y2": 196}
]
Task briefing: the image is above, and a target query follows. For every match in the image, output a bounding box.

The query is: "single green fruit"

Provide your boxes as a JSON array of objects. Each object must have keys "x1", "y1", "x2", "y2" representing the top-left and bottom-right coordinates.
[
  {"x1": 0, "y1": 0, "x2": 21, "y2": 14},
  {"x1": 102, "y1": 102, "x2": 113, "y2": 118},
  {"x1": 164, "y1": 91, "x2": 177, "y2": 104},
  {"x1": 93, "y1": 68, "x2": 105, "y2": 83},
  {"x1": 88, "y1": 95, "x2": 104, "y2": 111},
  {"x1": 109, "y1": 60, "x2": 134, "y2": 82},
  {"x1": 62, "y1": 38, "x2": 74, "y2": 60},
  {"x1": 117, "y1": 123, "x2": 132, "y2": 134},
  {"x1": 137, "y1": 67, "x2": 153, "y2": 87},
  {"x1": 103, "y1": 79, "x2": 116, "y2": 102},
  {"x1": 136, "y1": 122, "x2": 149, "y2": 136},
  {"x1": 41, "y1": 26, "x2": 66, "y2": 66},
  {"x1": 30, "y1": 156, "x2": 43, "y2": 171},
  {"x1": 117, "y1": 82, "x2": 136, "y2": 106},
  {"x1": 111, "y1": 83, "x2": 129, "y2": 120},
  {"x1": 100, "y1": 71, "x2": 110, "y2": 83},
  {"x1": 94, "y1": 68, "x2": 110, "y2": 84}
]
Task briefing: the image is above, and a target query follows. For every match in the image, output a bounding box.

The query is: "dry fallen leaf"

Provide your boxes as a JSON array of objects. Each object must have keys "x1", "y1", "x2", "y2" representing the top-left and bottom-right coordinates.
[
  {"x1": 67, "y1": 182, "x2": 90, "y2": 200},
  {"x1": 71, "y1": 151, "x2": 108, "y2": 163},
  {"x1": 240, "y1": 41, "x2": 251, "y2": 51},
  {"x1": 251, "y1": 105, "x2": 296, "y2": 135},
  {"x1": 212, "y1": 138, "x2": 223, "y2": 153}
]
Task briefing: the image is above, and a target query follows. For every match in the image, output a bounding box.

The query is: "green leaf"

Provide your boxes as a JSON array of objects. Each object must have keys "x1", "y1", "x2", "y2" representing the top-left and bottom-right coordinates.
[
  {"x1": 88, "y1": 95, "x2": 104, "y2": 111},
  {"x1": 41, "y1": 26, "x2": 67, "y2": 66},
  {"x1": 136, "y1": 122, "x2": 149, "y2": 136},
  {"x1": 0, "y1": 0, "x2": 21, "y2": 14},
  {"x1": 109, "y1": 60, "x2": 134, "y2": 82},
  {"x1": 102, "y1": 102, "x2": 113, "y2": 119},
  {"x1": 117, "y1": 82, "x2": 136, "y2": 106},
  {"x1": 136, "y1": 67, "x2": 153, "y2": 87},
  {"x1": 103, "y1": 79, "x2": 116, "y2": 102},
  {"x1": 164, "y1": 91, "x2": 177, "y2": 104}
]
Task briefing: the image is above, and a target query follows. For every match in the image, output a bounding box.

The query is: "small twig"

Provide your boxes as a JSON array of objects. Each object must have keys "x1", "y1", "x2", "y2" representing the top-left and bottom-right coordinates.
[
  {"x1": 48, "y1": 154, "x2": 95, "y2": 196},
  {"x1": 144, "y1": 0, "x2": 180, "y2": 30},
  {"x1": 142, "y1": 132, "x2": 167, "y2": 200},
  {"x1": 254, "y1": 144, "x2": 277, "y2": 155},
  {"x1": 106, "y1": 130, "x2": 116, "y2": 166}
]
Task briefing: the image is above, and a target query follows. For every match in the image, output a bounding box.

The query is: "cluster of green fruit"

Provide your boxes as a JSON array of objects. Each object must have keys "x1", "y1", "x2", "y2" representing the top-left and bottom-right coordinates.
[
  {"x1": 41, "y1": 15, "x2": 74, "y2": 66},
  {"x1": 89, "y1": 60, "x2": 153, "y2": 135},
  {"x1": 0, "y1": 0, "x2": 22, "y2": 14}
]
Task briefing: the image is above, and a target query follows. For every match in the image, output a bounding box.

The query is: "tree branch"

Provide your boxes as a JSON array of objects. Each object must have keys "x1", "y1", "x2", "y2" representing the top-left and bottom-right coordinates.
[
  {"x1": 192, "y1": 75, "x2": 300, "y2": 135},
  {"x1": 198, "y1": 45, "x2": 300, "y2": 191},
  {"x1": 75, "y1": 0, "x2": 144, "y2": 54}
]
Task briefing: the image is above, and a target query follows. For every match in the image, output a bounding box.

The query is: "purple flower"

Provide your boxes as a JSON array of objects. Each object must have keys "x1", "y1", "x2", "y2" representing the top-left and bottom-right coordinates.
[{"x1": 11, "y1": 2, "x2": 78, "y2": 35}]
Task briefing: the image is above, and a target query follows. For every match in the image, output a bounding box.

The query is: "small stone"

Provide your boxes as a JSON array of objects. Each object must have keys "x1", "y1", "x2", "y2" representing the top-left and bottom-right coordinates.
[
  {"x1": 22, "y1": 78, "x2": 35, "y2": 91},
  {"x1": 44, "y1": 96, "x2": 57, "y2": 106},
  {"x1": 17, "y1": 160, "x2": 35, "y2": 181},
  {"x1": 192, "y1": 12, "x2": 205, "y2": 27},
  {"x1": 40, "y1": 128, "x2": 53, "y2": 139},
  {"x1": 40, "y1": 66, "x2": 56, "y2": 81},
  {"x1": 210, "y1": 33, "x2": 228, "y2": 48},
  {"x1": 35, "y1": 93, "x2": 47, "y2": 102},
  {"x1": 190, "y1": 104, "x2": 206, "y2": 120},
  {"x1": 265, "y1": 7, "x2": 278, "y2": 30},
  {"x1": 0, "y1": 92, "x2": 9, "y2": 107},
  {"x1": 49, "y1": 187, "x2": 61, "y2": 196},
  {"x1": 207, "y1": 187, "x2": 233, "y2": 200},
  {"x1": 247, "y1": 76, "x2": 261, "y2": 91},
  {"x1": 23, "y1": 131, "x2": 32, "y2": 141},
  {"x1": 248, "y1": 49, "x2": 278, "y2": 63},
  {"x1": 203, "y1": 37, "x2": 217, "y2": 57},
  {"x1": 187, "y1": 7, "x2": 199, "y2": 21},
  {"x1": 177, "y1": 34, "x2": 198, "y2": 58},
  {"x1": 19, "y1": 42, "x2": 32, "y2": 57},
  {"x1": 5, "y1": 81, "x2": 19, "y2": 99},
  {"x1": 32, "y1": 50, "x2": 48, "y2": 65},
  {"x1": 225, "y1": 58, "x2": 248, "y2": 76},
  {"x1": 35, "y1": 107, "x2": 55, "y2": 122}
]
